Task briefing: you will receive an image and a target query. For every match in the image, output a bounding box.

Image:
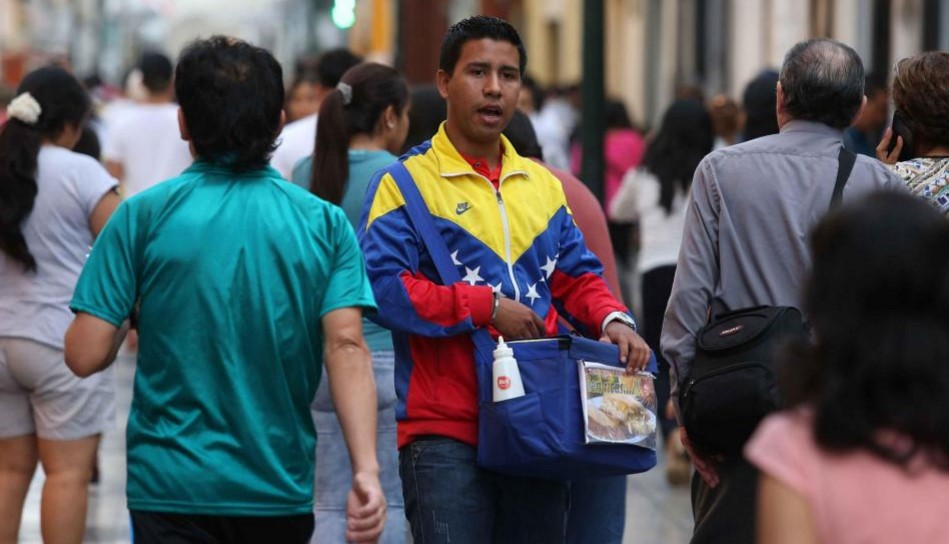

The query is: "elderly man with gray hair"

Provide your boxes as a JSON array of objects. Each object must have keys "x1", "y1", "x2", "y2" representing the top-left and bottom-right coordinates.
[{"x1": 661, "y1": 39, "x2": 906, "y2": 544}]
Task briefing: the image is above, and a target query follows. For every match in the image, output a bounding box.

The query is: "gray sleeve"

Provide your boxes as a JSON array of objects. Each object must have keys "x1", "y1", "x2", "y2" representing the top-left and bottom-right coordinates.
[{"x1": 661, "y1": 157, "x2": 721, "y2": 412}]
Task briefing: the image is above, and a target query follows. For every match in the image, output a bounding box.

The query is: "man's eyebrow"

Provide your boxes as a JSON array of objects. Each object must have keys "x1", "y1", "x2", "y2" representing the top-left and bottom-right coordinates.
[{"x1": 463, "y1": 61, "x2": 491, "y2": 70}]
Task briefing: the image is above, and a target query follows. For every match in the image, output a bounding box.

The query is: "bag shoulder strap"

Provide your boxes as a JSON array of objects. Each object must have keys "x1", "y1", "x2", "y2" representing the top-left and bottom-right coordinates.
[
  {"x1": 386, "y1": 161, "x2": 496, "y2": 356},
  {"x1": 831, "y1": 147, "x2": 857, "y2": 209},
  {"x1": 711, "y1": 147, "x2": 857, "y2": 320}
]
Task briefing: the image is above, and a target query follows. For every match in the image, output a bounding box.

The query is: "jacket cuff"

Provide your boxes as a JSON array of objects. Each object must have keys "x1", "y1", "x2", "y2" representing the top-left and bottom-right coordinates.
[{"x1": 462, "y1": 284, "x2": 496, "y2": 328}]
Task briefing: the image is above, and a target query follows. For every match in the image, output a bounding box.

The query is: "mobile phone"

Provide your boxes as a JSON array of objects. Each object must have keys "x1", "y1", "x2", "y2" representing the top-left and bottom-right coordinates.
[{"x1": 887, "y1": 110, "x2": 915, "y2": 161}]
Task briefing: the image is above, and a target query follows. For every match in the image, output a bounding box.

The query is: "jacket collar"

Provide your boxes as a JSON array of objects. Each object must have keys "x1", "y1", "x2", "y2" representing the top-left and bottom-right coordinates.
[{"x1": 430, "y1": 122, "x2": 531, "y2": 183}]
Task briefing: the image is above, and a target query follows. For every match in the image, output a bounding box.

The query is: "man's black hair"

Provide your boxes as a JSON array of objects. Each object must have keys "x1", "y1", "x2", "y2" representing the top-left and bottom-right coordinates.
[
  {"x1": 316, "y1": 48, "x2": 362, "y2": 88},
  {"x1": 175, "y1": 36, "x2": 283, "y2": 171},
  {"x1": 140, "y1": 51, "x2": 174, "y2": 94},
  {"x1": 439, "y1": 16, "x2": 527, "y2": 76},
  {"x1": 779, "y1": 39, "x2": 865, "y2": 129}
]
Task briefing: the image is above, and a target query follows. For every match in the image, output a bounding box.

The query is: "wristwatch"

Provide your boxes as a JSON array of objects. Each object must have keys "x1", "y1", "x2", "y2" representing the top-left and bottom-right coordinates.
[{"x1": 603, "y1": 311, "x2": 637, "y2": 332}]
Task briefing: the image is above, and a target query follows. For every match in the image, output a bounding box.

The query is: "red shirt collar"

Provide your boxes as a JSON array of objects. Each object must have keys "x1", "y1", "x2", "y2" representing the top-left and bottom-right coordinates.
[{"x1": 460, "y1": 147, "x2": 504, "y2": 185}]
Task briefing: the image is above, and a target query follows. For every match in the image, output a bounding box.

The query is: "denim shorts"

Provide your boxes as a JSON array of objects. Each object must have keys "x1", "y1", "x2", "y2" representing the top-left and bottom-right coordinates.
[
  {"x1": 0, "y1": 337, "x2": 115, "y2": 440},
  {"x1": 310, "y1": 351, "x2": 405, "y2": 544}
]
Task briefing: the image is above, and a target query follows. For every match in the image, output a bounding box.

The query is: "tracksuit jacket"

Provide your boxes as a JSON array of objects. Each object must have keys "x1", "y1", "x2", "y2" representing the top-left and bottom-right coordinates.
[{"x1": 358, "y1": 124, "x2": 628, "y2": 448}]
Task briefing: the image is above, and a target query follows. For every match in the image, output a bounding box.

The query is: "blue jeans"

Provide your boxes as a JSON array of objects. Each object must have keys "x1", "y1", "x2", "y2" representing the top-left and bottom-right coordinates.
[
  {"x1": 311, "y1": 351, "x2": 405, "y2": 544},
  {"x1": 399, "y1": 436, "x2": 569, "y2": 544},
  {"x1": 566, "y1": 476, "x2": 627, "y2": 544}
]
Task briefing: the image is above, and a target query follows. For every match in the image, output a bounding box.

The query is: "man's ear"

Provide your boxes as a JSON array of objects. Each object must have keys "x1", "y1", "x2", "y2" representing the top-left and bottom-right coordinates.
[
  {"x1": 775, "y1": 82, "x2": 785, "y2": 118},
  {"x1": 177, "y1": 108, "x2": 190, "y2": 141},
  {"x1": 849, "y1": 95, "x2": 869, "y2": 127},
  {"x1": 277, "y1": 109, "x2": 286, "y2": 134},
  {"x1": 436, "y1": 69, "x2": 451, "y2": 100}
]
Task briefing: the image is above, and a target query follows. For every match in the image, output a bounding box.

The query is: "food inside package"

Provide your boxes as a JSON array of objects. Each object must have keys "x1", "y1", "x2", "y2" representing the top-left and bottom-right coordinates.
[{"x1": 579, "y1": 361, "x2": 658, "y2": 449}]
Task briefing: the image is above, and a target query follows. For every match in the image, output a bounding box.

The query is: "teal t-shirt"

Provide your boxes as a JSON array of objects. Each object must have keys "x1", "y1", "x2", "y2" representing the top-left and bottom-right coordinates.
[
  {"x1": 291, "y1": 149, "x2": 396, "y2": 352},
  {"x1": 71, "y1": 161, "x2": 376, "y2": 516}
]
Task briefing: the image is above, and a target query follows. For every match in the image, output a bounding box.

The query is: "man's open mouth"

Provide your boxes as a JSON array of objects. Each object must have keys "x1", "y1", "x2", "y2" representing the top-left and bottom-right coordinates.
[{"x1": 478, "y1": 105, "x2": 503, "y2": 121}]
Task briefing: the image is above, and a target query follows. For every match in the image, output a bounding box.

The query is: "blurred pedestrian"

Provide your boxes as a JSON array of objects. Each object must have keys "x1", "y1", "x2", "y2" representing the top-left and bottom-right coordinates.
[
  {"x1": 271, "y1": 48, "x2": 362, "y2": 178},
  {"x1": 291, "y1": 61, "x2": 410, "y2": 544},
  {"x1": 359, "y1": 16, "x2": 649, "y2": 544},
  {"x1": 708, "y1": 94, "x2": 739, "y2": 149},
  {"x1": 285, "y1": 73, "x2": 320, "y2": 124},
  {"x1": 611, "y1": 99, "x2": 715, "y2": 486},
  {"x1": 0, "y1": 66, "x2": 121, "y2": 544},
  {"x1": 571, "y1": 99, "x2": 646, "y2": 271},
  {"x1": 64, "y1": 36, "x2": 386, "y2": 544},
  {"x1": 399, "y1": 85, "x2": 446, "y2": 153},
  {"x1": 876, "y1": 51, "x2": 949, "y2": 216},
  {"x1": 747, "y1": 191, "x2": 949, "y2": 544},
  {"x1": 740, "y1": 70, "x2": 780, "y2": 142},
  {"x1": 662, "y1": 39, "x2": 906, "y2": 544},
  {"x1": 103, "y1": 52, "x2": 193, "y2": 198},
  {"x1": 843, "y1": 74, "x2": 889, "y2": 156}
]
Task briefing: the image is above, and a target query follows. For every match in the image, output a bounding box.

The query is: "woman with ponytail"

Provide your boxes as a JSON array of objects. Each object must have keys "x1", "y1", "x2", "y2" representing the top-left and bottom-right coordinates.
[
  {"x1": 0, "y1": 67, "x2": 121, "y2": 543},
  {"x1": 291, "y1": 62, "x2": 409, "y2": 544}
]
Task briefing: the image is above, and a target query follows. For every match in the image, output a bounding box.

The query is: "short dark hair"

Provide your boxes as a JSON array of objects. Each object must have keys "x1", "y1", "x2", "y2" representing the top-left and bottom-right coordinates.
[
  {"x1": 139, "y1": 51, "x2": 173, "y2": 94},
  {"x1": 782, "y1": 191, "x2": 949, "y2": 470},
  {"x1": 742, "y1": 69, "x2": 780, "y2": 141},
  {"x1": 316, "y1": 48, "x2": 362, "y2": 88},
  {"x1": 779, "y1": 39, "x2": 865, "y2": 129},
  {"x1": 892, "y1": 51, "x2": 949, "y2": 148},
  {"x1": 400, "y1": 85, "x2": 447, "y2": 153},
  {"x1": 502, "y1": 110, "x2": 543, "y2": 160},
  {"x1": 439, "y1": 16, "x2": 527, "y2": 76},
  {"x1": 174, "y1": 36, "x2": 283, "y2": 171}
]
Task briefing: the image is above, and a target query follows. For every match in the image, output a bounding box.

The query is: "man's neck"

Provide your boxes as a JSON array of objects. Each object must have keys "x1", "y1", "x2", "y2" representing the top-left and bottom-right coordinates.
[
  {"x1": 444, "y1": 121, "x2": 501, "y2": 169},
  {"x1": 143, "y1": 92, "x2": 173, "y2": 105}
]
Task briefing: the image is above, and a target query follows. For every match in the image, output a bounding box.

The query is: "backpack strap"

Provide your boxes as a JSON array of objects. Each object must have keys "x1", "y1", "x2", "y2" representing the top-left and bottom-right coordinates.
[
  {"x1": 386, "y1": 162, "x2": 496, "y2": 359},
  {"x1": 831, "y1": 147, "x2": 857, "y2": 209}
]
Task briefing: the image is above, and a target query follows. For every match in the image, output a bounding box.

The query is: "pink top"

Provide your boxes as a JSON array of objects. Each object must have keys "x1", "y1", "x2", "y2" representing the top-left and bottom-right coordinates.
[
  {"x1": 745, "y1": 411, "x2": 949, "y2": 544},
  {"x1": 570, "y1": 129, "x2": 646, "y2": 219}
]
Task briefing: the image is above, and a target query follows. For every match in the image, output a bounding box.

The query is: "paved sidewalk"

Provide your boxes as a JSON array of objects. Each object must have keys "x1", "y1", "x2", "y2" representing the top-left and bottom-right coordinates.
[{"x1": 18, "y1": 351, "x2": 694, "y2": 543}]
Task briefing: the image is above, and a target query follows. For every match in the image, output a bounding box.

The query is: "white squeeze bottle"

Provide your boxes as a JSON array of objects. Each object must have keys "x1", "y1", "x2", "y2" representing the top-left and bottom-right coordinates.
[{"x1": 492, "y1": 336, "x2": 526, "y2": 401}]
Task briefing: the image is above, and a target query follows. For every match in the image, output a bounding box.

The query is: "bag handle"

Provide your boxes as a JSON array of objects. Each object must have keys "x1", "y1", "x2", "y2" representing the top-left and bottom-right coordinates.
[{"x1": 386, "y1": 162, "x2": 497, "y2": 361}]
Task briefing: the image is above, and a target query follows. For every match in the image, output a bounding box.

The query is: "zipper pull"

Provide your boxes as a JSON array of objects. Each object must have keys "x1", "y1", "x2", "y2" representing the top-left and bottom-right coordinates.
[
  {"x1": 496, "y1": 191, "x2": 503, "y2": 203},
  {"x1": 683, "y1": 378, "x2": 696, "y2": 398}
]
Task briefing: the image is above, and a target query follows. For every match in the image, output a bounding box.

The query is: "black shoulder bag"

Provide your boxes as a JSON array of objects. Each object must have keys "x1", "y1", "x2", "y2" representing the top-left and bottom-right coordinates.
[{"x1": 680, "y1": 147, "x2": 856, "y2": 456}]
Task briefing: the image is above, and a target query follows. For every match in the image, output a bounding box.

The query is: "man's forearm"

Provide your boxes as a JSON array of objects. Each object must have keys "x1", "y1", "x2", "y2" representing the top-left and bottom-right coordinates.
[{"x1": 325, "y1": 342, "x2": 380, "y2": 475}]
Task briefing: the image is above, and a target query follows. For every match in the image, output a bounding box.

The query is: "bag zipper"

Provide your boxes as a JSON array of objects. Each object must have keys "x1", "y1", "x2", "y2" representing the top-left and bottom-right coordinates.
[{"x1": 682, "y1": 361, "x2": 770, "y2": 399}]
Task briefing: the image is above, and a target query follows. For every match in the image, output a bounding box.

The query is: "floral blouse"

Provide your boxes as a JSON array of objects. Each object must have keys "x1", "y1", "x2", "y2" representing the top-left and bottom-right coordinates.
[{"x1": 890, "y1": 157, "x2": 949, "y2": 216}]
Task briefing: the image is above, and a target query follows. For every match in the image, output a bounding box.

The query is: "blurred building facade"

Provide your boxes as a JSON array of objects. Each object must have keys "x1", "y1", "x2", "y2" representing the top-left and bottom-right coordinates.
[{"x1": 2, "y1": 0, "x2": 945, "y2": 123}]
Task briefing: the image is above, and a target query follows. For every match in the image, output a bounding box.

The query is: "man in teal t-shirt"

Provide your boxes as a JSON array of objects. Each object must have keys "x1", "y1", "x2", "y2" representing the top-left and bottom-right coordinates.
[{"x1": 64, "y1": 36, "x2": 387, "y2": 544}]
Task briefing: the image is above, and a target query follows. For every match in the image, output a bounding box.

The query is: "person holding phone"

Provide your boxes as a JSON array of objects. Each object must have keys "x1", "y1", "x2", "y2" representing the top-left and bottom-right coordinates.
[{"x1": 876, "y1": 52, "x2": 949, "y2": 216}]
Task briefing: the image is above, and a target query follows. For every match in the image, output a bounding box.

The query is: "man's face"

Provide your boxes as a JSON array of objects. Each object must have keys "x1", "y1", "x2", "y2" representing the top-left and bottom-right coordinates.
[{"x1": 437, "y1": 38, "x2": 522, "y2": 148}]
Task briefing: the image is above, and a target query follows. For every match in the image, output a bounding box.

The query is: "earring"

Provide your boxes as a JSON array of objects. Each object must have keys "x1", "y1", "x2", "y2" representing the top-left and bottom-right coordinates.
[{"x1": 387, "y1": 121, "x2": 395, "y2": 129}]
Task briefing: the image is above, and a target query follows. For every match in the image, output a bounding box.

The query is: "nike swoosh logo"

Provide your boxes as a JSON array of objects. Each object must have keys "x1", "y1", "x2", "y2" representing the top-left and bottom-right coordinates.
[{"x1": 456, "y1": 202, "x2": 472, "y2": 215}]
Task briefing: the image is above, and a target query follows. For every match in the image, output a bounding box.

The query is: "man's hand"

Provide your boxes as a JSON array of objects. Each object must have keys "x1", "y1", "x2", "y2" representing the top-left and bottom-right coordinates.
[
  {"x1": 599, "y1": 321, "x2": 651, "y2": 373},
  {"x1": 680, "y1": 427, "x2": 720, "y2": 488},
  {"x1": 492, "y1": 297, "x2": 546, "y2": 339},
  {"x1": 345, "y1": 470, "x2": 387, "y2": 543},
  {"x1": 875, "y1": 126, "x2": 903, "y2": 165}
]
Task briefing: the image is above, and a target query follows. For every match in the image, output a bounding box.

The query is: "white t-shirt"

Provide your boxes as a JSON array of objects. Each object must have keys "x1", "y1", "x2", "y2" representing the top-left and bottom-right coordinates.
[
  {"x1": 102, "y1": 103, "x2": 193, "y2": 198},
  {"x1": 610, "y1": 168, "x2": 689, "y2": 273},
  {"x1": 271, "y1": 113, "x2": 318, "y2": 179},
  {"x1": 0, "y1": 146, "x2": 118, "y2": 348}
]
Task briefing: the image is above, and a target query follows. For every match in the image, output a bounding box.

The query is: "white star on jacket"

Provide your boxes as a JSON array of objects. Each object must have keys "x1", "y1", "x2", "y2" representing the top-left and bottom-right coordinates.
[
  {"x1": 525, "y1": 282, "x2": 541, "y2": 305},
  {"x1": 540, "y1": 256, "x2": 557, "y2": 280},
  {"x1": 463, "y1": 266, "x2": 484, "y2": 285}
]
